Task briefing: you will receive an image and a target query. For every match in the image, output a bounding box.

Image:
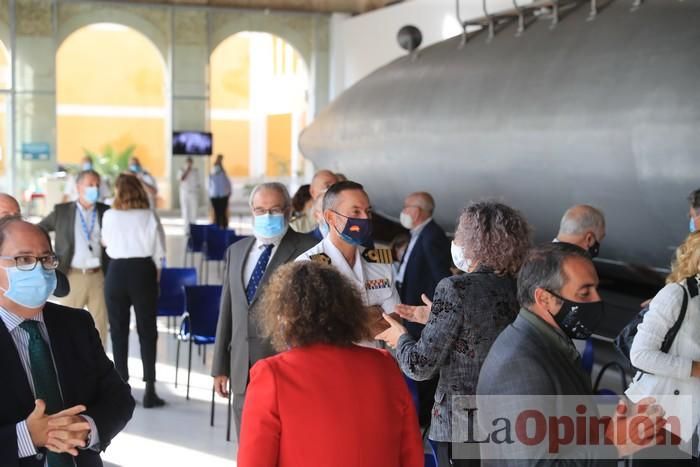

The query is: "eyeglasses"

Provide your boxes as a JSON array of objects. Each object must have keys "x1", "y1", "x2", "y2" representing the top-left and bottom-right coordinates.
[
  {"x1": 253, "y1": 207, "x2": 285, "y2": 216},
  {"x1": 0, "y1": 255, "x2": 59, "y2": 271}
]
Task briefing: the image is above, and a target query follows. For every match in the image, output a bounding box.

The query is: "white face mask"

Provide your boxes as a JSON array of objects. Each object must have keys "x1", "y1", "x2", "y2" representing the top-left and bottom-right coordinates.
[
  {"x1": 400, "y1": 211, "x2": 414, "y2": 230},
  {"x1": 450, "y1": 241, "x2": 473, "y2": 273}
]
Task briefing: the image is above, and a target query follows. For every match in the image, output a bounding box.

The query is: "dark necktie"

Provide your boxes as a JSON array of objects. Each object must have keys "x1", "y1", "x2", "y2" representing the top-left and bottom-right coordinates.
[
  {"x1": 245, "y1": 244, "x2": 274, "y2": 304},
  {"x1": 20, "y1": 321, "x2": 74, "y2": 467}
]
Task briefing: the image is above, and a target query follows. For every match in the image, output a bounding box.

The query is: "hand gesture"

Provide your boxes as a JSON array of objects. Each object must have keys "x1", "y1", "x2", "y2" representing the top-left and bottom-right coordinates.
[
  {"x1": 395, "y1": 294, "x2": 432, "y2": 325},
  {"x1": 375, "y1": 313, "x2": 408, "y2": 348}
]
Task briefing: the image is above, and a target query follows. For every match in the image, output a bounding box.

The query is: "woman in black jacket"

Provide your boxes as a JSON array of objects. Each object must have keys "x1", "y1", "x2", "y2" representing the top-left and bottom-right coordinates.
[{"x1": 377, "y1": 201, "x2": 531, "y2": 467}]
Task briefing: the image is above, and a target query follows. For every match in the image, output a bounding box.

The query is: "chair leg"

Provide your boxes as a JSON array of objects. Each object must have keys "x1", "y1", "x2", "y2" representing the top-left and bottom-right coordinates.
[
  {"x1": 175, "y1": 339, "x2": 181, "y2": 388},
  {"x1": 202, "y1": 345, "x2": 207, "y2": 365},
  {"x1": 210, "y1": 385, "x2": 215, "y2": 427},
  {"x1": 187, "y1": 339, "x2": 193, "y2": 400},
  {"x1": 198, "y1": 344, "x2": 202, "y2": 356},
  {"x1": 226, "y1": 383, "x2": 232, "y2": 442}
]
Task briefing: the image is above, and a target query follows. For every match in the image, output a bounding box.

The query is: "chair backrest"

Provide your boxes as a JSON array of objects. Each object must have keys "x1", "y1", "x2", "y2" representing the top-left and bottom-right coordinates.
[
  {"x1": 157, "y1": 268, "x2": 197, "y2": 316},
  {"x1": 184, "y1": 285, "x2": 223, "y2": 339},
  {"x1": 205, "y1": 225, "x2": 236, "y2": 261},
  {"x1": 187, "y1": 223, "x2": 210, "y2": 252}
]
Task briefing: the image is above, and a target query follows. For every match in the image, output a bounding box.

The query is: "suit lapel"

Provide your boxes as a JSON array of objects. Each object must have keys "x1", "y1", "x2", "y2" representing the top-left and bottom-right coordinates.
[
  {"x1": 0, "y1": 317, "x2": 35, "y2": 408},
  {"x1": 234, "y1": 237, "x2": 256, "y2": 303},
  {"x1": 42, "y1": 305, "x2": 73, "y2": 406},
  {"x1": 250, "y1": 231, "x2": 298, "y2": 306}
]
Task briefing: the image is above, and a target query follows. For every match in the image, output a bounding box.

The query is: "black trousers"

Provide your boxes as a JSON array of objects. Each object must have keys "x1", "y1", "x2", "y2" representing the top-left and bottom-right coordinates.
[
  {"x1": 105, "y1": 257, "x2": 158, "y2": 383},
  {"x1": 210, "y1": 196, "x2": 230, "y2": 228}
]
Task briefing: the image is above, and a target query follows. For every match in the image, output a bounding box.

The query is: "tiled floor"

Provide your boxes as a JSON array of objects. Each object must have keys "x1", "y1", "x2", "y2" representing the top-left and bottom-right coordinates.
[{"x1": 100, "y1": 215, "x2": 251, "y2": 467}]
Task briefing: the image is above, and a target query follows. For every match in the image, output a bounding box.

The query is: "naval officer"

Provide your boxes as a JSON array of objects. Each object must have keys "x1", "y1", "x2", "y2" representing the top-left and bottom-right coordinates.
[{"x1": 296, "y1": 181, "x2": 399, "y2": 339}]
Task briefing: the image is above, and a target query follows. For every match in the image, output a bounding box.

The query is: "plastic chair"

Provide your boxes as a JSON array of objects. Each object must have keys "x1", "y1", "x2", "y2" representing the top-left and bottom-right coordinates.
[
  {"x1": 175, "y1": 285, "x2": 222, "y2": 418},
  {"x1": 202, "y1": 226, "x2": 236, "y2": 284},
  {"x1": 157, "y1": 268, "x2": 197, "y2": 334},
  {"x1": 425, "y1": 439, "x2": 439, "y2": 467},
  {"x1": 184, "y1": 223, "x2": 209, "y2": 271}
]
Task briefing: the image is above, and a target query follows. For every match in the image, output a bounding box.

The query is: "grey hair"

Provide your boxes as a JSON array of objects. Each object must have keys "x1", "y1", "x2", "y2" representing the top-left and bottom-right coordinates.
[
  {"x1": 76, "y1": 169, "x2": 101, "y2": 185},
  {"x1": 517, "y1": 242, "x2": 591, "y2": 308},
  {"x1": 322, "y1": 181, "x2": 365, "y2": 212},
  {"x1": 411, "y1": 192, "x2": 435, "y2": 214},
  {"x1": 558, "y1": 205, "x2": 605, "y2": 236},
  {"x1": 248, "y1": 182, "x2": 291, "y2": 210}
]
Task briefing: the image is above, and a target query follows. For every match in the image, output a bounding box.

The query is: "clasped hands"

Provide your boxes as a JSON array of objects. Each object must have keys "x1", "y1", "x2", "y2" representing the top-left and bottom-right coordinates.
[
  {"x1": 27, "y1": 400, "x2": 92, "y2": 456},
  {"x1": 375, "y1": 294, "x2": 433, "y2": 348}
]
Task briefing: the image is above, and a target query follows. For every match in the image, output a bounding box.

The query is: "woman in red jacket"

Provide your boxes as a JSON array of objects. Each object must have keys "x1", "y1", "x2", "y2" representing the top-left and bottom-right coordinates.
[{"x1": 237, "y1": 261, "x2": 424, "y2": 467}]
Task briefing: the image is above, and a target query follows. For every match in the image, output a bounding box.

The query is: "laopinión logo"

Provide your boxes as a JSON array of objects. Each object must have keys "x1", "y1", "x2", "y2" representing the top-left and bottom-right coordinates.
[{"x1": 447, "y1": 395, "x2": 692, "y2": 460}]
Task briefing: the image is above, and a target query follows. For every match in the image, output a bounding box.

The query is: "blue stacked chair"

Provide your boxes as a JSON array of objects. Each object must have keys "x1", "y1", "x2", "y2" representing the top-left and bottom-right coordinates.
[
  {"x1": 184, "y1": 223, "x2": 209, "y2": 272},
  {"x1": 157, "y1": 268, "x2": 197, "y2": 334},
  {"x1": 202, "y1": 226, "x2": 241, "y2": 284},
  {"x1": 175, "y1": 285, "x2": 222, "y2": 418}
]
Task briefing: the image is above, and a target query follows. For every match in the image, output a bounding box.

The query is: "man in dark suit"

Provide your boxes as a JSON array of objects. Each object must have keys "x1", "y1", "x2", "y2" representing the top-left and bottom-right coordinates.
[
  {"x1": 396, "y1": 191, "x2": 452, "y2": 426},
  {"x1": 0, "y1": 217, "x2": 134, "y2": 467},
  {"x1": 211, "y1": 182, "x2": 316, "y2": 439},
  {"x1": 38, "y1": 170, "x2": 110, "y2": 346},
  {"x1": 476, "y1": 243, "x2": 665, "y2": 465}
]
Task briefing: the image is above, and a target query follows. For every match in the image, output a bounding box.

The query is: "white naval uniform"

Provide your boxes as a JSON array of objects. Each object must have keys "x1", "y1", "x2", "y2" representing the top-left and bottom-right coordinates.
[{"x1": 296, "y1": 236, "x2": 400, "y2": 314}]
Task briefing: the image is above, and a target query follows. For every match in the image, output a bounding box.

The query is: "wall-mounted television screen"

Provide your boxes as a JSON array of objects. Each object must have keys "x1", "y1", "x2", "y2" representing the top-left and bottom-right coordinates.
[{"x1": 173, "y1": 131, "x2": 213, "y2": 156}]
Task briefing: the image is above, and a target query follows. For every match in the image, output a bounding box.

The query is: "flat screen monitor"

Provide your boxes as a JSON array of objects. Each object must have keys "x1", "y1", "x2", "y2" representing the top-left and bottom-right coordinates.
[{"x1": 173, "y1": 131, "x2": 213, "y2": 156}]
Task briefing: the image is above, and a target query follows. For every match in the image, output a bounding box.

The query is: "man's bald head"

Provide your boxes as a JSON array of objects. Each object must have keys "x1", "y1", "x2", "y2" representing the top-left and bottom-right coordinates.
[
  {"x1": 556, "y1": 204, "x2": 606, "y2": 253},
  {"x1": 0, "y1": 194, "x2": 20, "y2": 218},
  {"x1": 310, "y1": 170, "x2": 338, "y2": 200}
]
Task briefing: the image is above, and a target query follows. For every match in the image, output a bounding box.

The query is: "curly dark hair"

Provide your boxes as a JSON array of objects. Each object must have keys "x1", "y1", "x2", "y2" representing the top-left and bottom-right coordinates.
[
  {"x1": 258, "y1": 261, "x2": 371, "y2": 351},
  {"x1": 454, "y1": 201, "x2": 532, "y2": 276}
]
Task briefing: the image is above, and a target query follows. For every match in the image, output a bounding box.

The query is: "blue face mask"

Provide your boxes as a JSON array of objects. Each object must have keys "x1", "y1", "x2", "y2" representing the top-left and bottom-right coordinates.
[
  {"x1": 254, "y1": 214, "x2": 286, "y2": 239},
  {"x1": 1, "y1": 267, "x2": 57, "y2": 309},
  {"x1": 691, "y1": 218, "x2": 696, "y2": 233},
  {"x1": 82, "y1": 163, "x2": 93, "y2": 171},
  {"x1": 129, "y1": 164, "x2": 141, "y2": 174},
  {"x1": 84, "y1": 186, "x2": 99, "y2": 204},
  {"x1": 319, "y1": 220, "x2": 330, "y2": 238},
  {"x1": 332, "y1": 211, "x2": 373, "y2": 246}
]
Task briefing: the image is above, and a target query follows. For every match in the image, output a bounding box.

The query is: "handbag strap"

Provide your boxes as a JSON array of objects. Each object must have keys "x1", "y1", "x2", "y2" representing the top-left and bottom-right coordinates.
[{"x1": 659, "y1": 281, "x2": 690, "y2": 354}]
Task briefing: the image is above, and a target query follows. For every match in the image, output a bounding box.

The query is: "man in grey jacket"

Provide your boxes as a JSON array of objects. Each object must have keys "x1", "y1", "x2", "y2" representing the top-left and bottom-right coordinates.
[
  {"x1": 476, "y1": 243, "x2": 667, "y2": 466},
  {"x1": 211, "y1": 182, "x2": 316, "y2": 440}
]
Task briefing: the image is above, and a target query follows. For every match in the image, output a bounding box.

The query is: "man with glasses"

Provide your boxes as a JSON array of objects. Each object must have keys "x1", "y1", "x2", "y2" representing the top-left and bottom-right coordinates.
[
  {"x1": 0, "y1": 216, "x2": 133, "y2": 467},
  {"x1": 296, "y1": 181, "x2": 400, "y2": 344},
  {"x1": 211, "y1": 182, "x2": 316, "y2": 440}
]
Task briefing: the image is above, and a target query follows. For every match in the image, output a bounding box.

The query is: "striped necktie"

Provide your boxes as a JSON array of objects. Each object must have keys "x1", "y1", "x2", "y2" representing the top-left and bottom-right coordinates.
[
  {"x1": 245, "y1": 244, "x2": 274, "y2": 304},
  {"x1": 20, "y1": 321, "x2": 74, "y2": 467}
]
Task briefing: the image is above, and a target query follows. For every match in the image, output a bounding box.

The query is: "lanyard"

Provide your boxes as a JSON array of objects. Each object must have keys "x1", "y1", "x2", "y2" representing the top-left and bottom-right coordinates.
[{"x1": 77, "y1": 205, "x2": 97, "y2": 252}]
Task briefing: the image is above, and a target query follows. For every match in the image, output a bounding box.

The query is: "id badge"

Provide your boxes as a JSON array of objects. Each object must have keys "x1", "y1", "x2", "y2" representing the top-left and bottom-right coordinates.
[{"x1": 85, "y1": 256, "x2": 101, "y2": 269}]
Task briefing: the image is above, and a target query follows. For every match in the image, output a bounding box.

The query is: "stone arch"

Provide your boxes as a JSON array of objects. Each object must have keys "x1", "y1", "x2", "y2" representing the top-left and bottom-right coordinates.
[
  {"x1": 57, "y1": 8, "x2": 167, "y2": 63},
  {"x1": 210, "y1": 17, "x2": 311, "y2": 73}
]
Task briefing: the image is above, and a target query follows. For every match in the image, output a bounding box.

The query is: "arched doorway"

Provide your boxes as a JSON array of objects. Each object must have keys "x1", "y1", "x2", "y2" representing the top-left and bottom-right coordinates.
[
  {"x1": 209, "y1": 32, "x2": 309, "y2": 183},
  {"x1": 0, "y1": 40, "x2": 10, "y2": 177},
  {"x1": 56, "y1": 23, "x2": 166, "y2": 192}
]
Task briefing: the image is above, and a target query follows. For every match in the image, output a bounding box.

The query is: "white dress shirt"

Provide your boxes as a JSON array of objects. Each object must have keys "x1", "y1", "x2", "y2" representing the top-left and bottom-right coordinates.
[
  {"x1": 0, "y1": 307, "x2": 99, "y2": 464},
  {"x1": 101, "y1": 209, "x2": 166, "y2": 263},
  {"x1": 71, "y1": 202, "x2": 102, "y2": 269},
  {"x1": 242, "y1": 232, "x2": 285, "y2": 288},
  {"x1": 396, "y1": 217, "x2": 432, "y2": 283}
]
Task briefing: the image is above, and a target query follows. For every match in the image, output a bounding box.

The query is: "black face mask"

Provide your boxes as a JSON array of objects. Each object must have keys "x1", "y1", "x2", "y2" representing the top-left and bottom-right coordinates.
[
  {"x1": 546, "y1": 290, "x2": 604, "y2": 340},
  {"x1": 588, "y1": 240, "x2": 600, "y2": 258}
]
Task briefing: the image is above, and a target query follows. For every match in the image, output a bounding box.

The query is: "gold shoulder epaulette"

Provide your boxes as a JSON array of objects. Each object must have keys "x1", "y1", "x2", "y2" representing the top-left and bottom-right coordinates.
[
  {"x1": 362, "y1": 248, "x2": 393, "y2": 264},
  {"x1": 309, "y1": 253, "x2": 332, "y2": 265}
]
